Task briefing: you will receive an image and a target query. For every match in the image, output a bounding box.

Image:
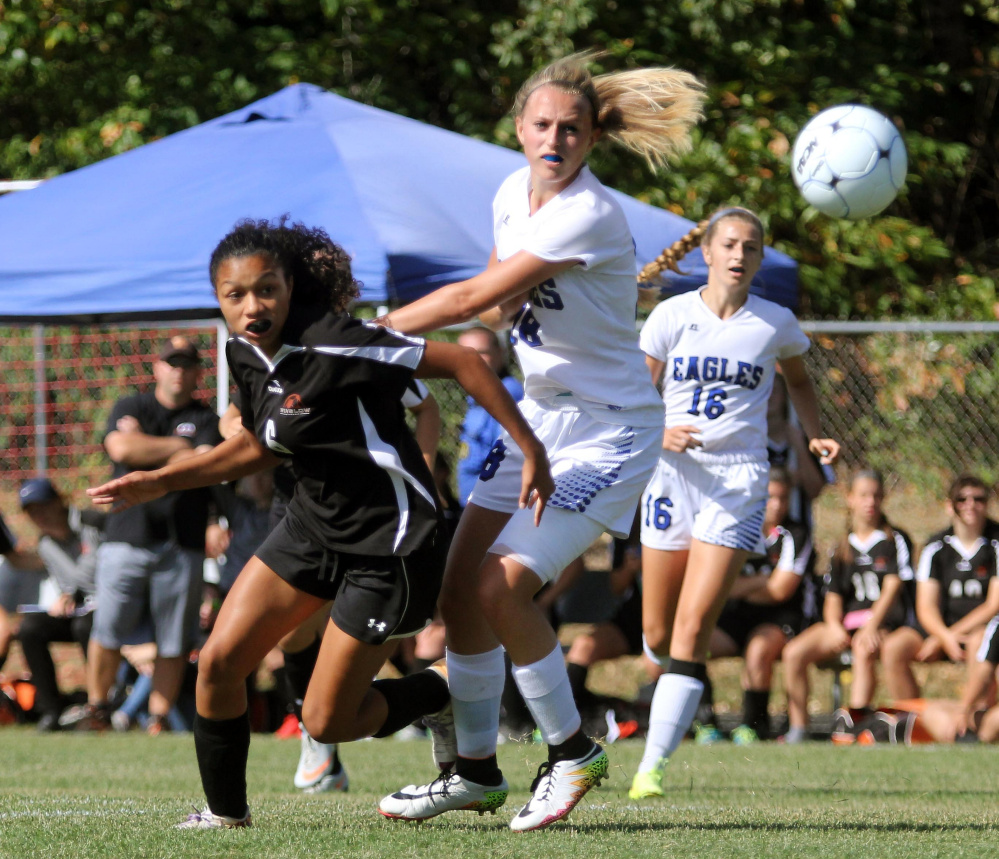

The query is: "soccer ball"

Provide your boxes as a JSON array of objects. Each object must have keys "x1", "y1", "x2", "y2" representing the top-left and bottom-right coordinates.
[{"x1": 791, "y1": 104, "x2": 907, "y2": 220}]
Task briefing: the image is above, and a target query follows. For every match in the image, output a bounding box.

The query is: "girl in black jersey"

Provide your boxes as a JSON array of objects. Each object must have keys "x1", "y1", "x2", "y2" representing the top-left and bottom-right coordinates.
[
  {"x1": 881, "y1": 474, "x2": 999, "y2": 702},
  {"x1": 782, "y1": 468, "x2": 913, "y2": 742},
  {"x1": 89, "y1": 218, "x2": 553, "y2": 829}
]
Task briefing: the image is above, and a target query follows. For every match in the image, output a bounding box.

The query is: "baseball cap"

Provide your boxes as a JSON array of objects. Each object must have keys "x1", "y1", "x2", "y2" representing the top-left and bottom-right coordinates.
[
  {"x1": 158, "y1": 336, "x2": 201, "y2": 367},
  {"x1": 19, "y1": 478, "x2": 59, "y2": 508}
]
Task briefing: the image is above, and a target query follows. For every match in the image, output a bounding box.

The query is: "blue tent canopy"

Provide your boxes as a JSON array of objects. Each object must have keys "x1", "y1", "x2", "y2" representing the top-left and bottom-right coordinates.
[{"x1": 0, "y1": 83, "x2": 797, "y2": 323}]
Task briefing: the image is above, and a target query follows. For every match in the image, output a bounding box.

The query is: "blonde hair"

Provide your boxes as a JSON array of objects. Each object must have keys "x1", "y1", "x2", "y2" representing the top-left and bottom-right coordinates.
[
  {"x1": 512, "y1": 52, "x2": 705, "y2": 171},
  {"x1": 638, "y1": 206, "x2": 764, "y2": 287}
]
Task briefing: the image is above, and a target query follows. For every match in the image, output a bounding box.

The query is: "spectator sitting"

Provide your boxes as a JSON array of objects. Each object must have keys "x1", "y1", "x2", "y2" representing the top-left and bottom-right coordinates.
[
  {"x1": 782, "y1": 468, "x2": 914, "y2": 743},
  {"x1": 15, "y1": 478, "x2": 103, "y2": 732},
  {"x1": 881, "y1": 474, "x2": 999, "y2": 701},
  {"x1": 0, "y1": 511, "x2": 52, "y2": 675}
]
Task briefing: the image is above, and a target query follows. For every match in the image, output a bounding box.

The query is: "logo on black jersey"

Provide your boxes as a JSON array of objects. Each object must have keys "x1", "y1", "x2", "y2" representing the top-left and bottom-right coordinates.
[
  {"x1": 280, "y1": 393, "x2": 311, "y2": 416},
  {"x1": 267, "y1": 382, "x2": 284, "y2": 395},
  {"x1": 174, "y1": 422, "x2": 197, "y2": 438}
]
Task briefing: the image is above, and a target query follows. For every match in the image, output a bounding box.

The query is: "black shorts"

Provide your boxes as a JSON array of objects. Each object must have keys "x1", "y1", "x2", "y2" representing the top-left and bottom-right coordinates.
[
  {"x1": 610, "y1": 586, "x2": 644, "y2": 656},
  {"x1": 716, "y1": 601, "x2": 801, "y2": 652},
  {"x1": 255, "y1": 513, "x2": 447, "y2": 646}
]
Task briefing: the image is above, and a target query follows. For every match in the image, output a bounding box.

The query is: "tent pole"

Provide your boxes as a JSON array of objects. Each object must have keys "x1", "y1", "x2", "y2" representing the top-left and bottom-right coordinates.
[{"x1": 32, "y1": 324, "x2": 48, "y2": 476}]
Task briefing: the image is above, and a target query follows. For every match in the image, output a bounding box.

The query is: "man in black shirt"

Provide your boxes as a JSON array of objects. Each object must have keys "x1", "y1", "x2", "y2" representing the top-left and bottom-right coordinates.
[{"x1": 72, "y1": 336, "x2": 221, "y2": 732}]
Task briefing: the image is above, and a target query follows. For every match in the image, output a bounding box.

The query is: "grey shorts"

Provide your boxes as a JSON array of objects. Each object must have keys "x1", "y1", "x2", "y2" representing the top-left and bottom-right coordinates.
[
  {"x1": 0, "y1": 558, "x2": 45, "y2": 613},
  {"x1": 91, "y1": 542, "x2": 203, "y2": 658}
]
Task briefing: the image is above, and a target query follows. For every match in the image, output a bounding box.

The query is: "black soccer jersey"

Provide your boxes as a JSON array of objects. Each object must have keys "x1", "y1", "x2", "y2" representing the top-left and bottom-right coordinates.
[
  {"x1": 827, "y1": 528, "x2": 914, "y2": 629},
  {"x1": 727, "y1": 520, "x2": 814, "y2": 627},
  {"x1": 103, "y1": 392, "x2": 222, "y2": 549},
  {"x1": 227, "y1": 310, "x2": 440, "y2": 556},
  {"x1": 916, "y1": 529, "x2": 999, "y2": 627}
]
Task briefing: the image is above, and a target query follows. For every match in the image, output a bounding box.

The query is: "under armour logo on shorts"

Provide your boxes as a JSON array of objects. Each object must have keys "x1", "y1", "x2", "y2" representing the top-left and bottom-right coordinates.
[{"x1": 368, "y1": 618, "x2": 387, "y2": 633}]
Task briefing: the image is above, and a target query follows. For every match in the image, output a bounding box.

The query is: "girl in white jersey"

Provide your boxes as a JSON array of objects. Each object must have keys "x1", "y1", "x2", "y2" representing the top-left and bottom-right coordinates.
[
  {"x1": 376, "y1": 53, "x2": 704, "y2": 831},
  {"x1": 629, "y1": 206, "x2": 841, "y2": 800}
]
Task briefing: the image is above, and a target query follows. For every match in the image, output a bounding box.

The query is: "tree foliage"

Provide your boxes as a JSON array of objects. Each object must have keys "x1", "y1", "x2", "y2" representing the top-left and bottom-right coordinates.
[{"x1": 1, "y1": 0, "x2": 996, "y2": 319}]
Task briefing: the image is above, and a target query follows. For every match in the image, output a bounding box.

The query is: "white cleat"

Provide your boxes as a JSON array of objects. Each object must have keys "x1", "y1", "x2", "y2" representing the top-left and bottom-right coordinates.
[
  {"x1": 422, "y1": 660, "x2": 456, "y2": 772},
  {"x1": 176, "y1": 806, "x2": 251, "y2": 829},
  {"x1": 509, "y1": 743, "x2": 608, "y2": 832},
  {"x1": 378, "y1": 771, "x2": 509, "y2": 821},
  {"x1": 294, "y1": 724, "x2": 347, "y2": 792}
]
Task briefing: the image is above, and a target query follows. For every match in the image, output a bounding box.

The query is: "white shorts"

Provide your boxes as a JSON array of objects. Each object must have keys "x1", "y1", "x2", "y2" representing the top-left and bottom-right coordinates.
[
  {"x1": 639, "y1": 452, "x2": 768, "y2": 553},
  {"x1": 469, "y1": 397, "x2": 661, "y2": 582}
]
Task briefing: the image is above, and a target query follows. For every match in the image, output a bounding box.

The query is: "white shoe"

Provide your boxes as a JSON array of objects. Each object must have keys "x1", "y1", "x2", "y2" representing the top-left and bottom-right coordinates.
[
  {"x1": 177, "y1": 806, "x2": 251, "y2": 829},
  {"x1": 421, "y1": 660, "x2": 456, "y2": 771},
  {"x1": 294, "y1": 724, "x2": 346, "y2": 791},
  {"x1": 378, "y1": 771, "x2": 508, "y2": 821},
  {"x1": 508, "y1": 743, "x2": 608, "y2": 832}
]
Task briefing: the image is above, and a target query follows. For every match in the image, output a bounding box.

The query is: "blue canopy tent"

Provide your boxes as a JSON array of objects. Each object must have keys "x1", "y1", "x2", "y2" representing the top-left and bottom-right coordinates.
[{"x1": 0, "y1": 83, "x2": 797, "y2": 323}]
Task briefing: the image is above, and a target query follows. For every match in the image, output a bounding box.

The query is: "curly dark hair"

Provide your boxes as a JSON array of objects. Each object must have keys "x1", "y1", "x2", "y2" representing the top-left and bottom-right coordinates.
[{"x1": 209, "y1": 216, "x2": 361, "y2": 313}]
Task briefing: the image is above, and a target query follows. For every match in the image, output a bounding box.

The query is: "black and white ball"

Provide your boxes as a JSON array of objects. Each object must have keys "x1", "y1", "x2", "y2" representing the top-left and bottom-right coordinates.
[{"x1": 791, "y1": 104, "x2": 907, "y2": 220}]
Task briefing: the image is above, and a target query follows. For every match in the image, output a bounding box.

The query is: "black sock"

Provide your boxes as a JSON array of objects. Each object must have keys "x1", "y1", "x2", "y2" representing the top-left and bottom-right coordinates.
[
  {"x1": 742, "y1": 688, "x2": 771, "y2": 737},
  {"x1": 455, "y1": 754, "x2": 503, "y2": 786},
  {"x1": 370, "y1": 668, "x2": 449, "y2": 738},
  {"x1": 282, "y1": 636, "x2": 321, "y2": 722},
  {"x1": 548, "y1": 728, "x2": 595, "y2": 763},
  {"x1": 193, "y1": 712, "x2": 251, "y2": 819},
  {"x1": 695, "y1": 673, "x2": 716, "y2": 726},
  {"x1": 565, "y1": 662, "x2": 593, "y2": 707}
]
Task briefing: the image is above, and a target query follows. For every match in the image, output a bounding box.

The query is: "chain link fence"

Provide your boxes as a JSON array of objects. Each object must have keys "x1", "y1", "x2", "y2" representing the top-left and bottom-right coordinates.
[{"x1": 2, "y1": 321, "x2": 998, "y2": 544}]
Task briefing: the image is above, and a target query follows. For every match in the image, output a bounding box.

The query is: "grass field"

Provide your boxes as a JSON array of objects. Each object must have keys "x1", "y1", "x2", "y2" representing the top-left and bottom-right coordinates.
[{"x1": 2, "y1": 729, "x2": 997, "y2": 859}]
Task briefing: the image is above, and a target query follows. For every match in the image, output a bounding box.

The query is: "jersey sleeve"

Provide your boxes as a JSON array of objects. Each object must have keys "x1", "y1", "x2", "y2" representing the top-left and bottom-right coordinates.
[
  {"x1": 784, "y1": 527, "x2": 814, "y2": 577},
  {"x1": 776, "y1": 308, "x2": 811, "y2": 360},
  {"x1": 916, "y1": 540, "x2": 942, "y2": 583},
  {"x1": 225, "y1": 340, "x2": 256, "y2": 432},
  {"x1": 894, "y1": 530, "x2": 915, "y2": 581},
  {"x1": 639, "y1": 299, "x2": 682, "y2": 364}
]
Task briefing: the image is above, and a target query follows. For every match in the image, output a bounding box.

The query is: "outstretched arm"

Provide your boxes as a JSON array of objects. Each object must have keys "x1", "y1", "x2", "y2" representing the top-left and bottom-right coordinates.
[
  {"x1": 378, "y1": 251, "x2": 577, "y2": 335},
  {"x1": 88, "y1": 429, "x2": 280, "y2": 511},
  {"x1": 416, "y1": 340, "x2": 554, "y2": 523}
]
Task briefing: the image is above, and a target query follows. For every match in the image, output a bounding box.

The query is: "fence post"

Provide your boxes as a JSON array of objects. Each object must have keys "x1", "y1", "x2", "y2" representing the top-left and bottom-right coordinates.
[{"x1": 32, "y1": 323, "x2": 47, "y2": 476}]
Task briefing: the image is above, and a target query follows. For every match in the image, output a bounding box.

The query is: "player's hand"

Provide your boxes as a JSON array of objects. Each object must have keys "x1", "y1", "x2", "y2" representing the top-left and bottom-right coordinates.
[
  {"x1": 854, "y1": 624, "x2": 883, "y2": 654},
  {"x1": 520, "y1": 441, "x2": 555, "y2": 527},
  {"x1": 88, "y1": 471, "x2": 167, "y2": 511},
  {"x1": 829, "y1": 623, "x2": 852, "y2": 651},
  {"x1": 941, "y1": 631, "x2": 966, "y2": 663},
  {"x1": 808, "y1": 437, "x2": 840, "y2": 465},
  {"x1": 916, "y1": 635, "x2": 943, "y2": 662},
  {"x1": 662, "y1": 425, "x2": 703, "y2": 454}
]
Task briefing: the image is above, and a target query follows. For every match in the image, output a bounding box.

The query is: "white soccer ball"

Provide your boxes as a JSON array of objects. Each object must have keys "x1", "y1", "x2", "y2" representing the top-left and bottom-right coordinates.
[{"x1": 791, "y1": 104, "x2": 907, "y2": 220}]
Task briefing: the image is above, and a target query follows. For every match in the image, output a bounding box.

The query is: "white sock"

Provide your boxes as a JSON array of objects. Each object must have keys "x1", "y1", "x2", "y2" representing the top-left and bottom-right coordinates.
[
  {"x1": 446, "y1": 647, "x2": 505, "y2": 759},
  {"x1": 512, "y1": 645, "x2": 581, "y2": 746},
  {"x1": 638, "y1": 672, "x2": 704, "y2": 773}
]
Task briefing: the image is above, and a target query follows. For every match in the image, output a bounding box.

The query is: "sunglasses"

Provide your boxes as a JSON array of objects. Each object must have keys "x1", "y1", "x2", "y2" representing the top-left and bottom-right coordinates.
[{"x1": 954, "y1": 494, "x2": 988, "y2": 505}]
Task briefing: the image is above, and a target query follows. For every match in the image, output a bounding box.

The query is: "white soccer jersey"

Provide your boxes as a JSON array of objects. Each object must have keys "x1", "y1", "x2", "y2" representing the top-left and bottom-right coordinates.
[
  {"x1": 493, "y1": 165, "x2": 663, "y2": 428},
  {"x1": 640, "y1": 288, "x2": 811, "y2": 458}
]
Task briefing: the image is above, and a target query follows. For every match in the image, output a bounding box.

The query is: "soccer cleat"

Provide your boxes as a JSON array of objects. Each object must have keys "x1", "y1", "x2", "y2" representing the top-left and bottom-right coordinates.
[
  {"x1": 294, "y1": 724, "x2": 347, "y2": 791},
  {"x1": 731, "y1": 724, "x2": 759, "y2": 746},
  {"x1": 629, "y1": 757, "x2": 668, "y2": 799},
  {"x1": 694, "y1": 722, "x2": 725, "y2": 745},
  {"x1": 856, "y1": 712, "x2": 898, "y2": 746},
  {"x1": 509, "y1": 743, "x2": 608, "y2": 832},
  {"x1": 830, "y1": 708, "x2": 857, "y2": 746},
  {"x1": 177, "y1": 806, "x2": 252, "y2": 829},
  {"x1": 421, "y1": 660, "x2": 456, "y2": 771},
  {"x1": 59, "y1": 702, "x2": 111, "y2": 731},
  {"x1": 378, "y1": 771, "x2": 509, "y2": 821}
]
